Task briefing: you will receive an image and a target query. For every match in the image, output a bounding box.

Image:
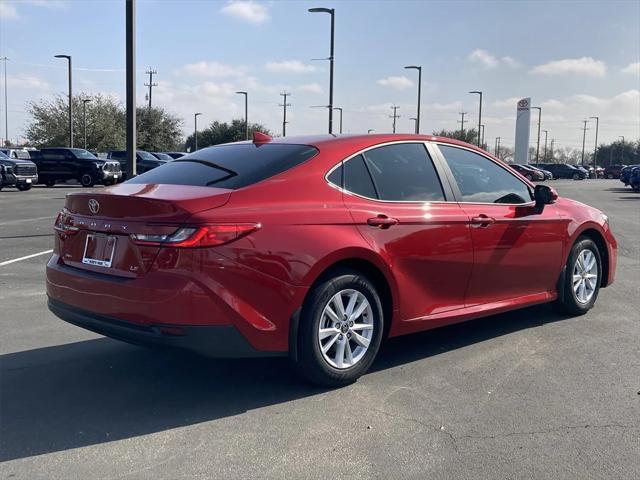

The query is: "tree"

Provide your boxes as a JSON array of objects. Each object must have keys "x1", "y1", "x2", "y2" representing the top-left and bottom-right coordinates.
[
  {"x1": 594, "y1": 139, "x2": 639, "y2": 167},
  {"x1": 25, "y1": 93, "x2": 184, "y2": 152},
  {"x1": 184, "y1": 119, "x2": 271, "y2": 151},
  {"x1": 432, "y1": 127, "x2": 479, "y2": 145},
  {"x1": 26, "y1": 93, "x2": 125, "y2": 151},
  {"x1": 137, "y1": 106, "x2": 183, "y2": 152}
]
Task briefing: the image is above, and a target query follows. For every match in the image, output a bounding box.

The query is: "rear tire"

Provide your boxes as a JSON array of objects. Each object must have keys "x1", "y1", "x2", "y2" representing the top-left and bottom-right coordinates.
[
  {"x1": 80, "y1": 173, "x2": 95, "y2": 187},
  {"x1": 44, "y1": 179, "x2": 56, "y2": 187},
  {"x1": 292, "y1": 268, "x2": 384, "y2": 387},
  {"x1": 555, "y1": 237, "x2": 602, "y2": 315},
  {"x1": 607, "y1": 173, "x2": 614, "y2": 179},
  {"x1": 572, "y1": 173, "x2": 580, "y2": 180}
]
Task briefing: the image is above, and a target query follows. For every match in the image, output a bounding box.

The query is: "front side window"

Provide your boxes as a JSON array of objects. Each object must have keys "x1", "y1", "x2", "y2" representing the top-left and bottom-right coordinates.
[
  {"x1": 70, "y1": 148, "x2": 98, "y2": 160},
  {"x1": 438, "y1": 145, "x2": 532, "y2": 204}
]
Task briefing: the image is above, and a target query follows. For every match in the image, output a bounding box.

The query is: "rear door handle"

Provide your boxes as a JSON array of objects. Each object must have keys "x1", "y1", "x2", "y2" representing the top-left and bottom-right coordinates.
[
  {"x1": 367, "y1": 214, "x2": 399, "y2": 229},
  {"x1": 470, "y1": 215, "x2": 495, "y2": 227}
]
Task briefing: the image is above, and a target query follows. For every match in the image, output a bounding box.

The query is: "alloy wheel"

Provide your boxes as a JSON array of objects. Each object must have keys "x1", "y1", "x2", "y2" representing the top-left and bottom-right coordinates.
[
  {"x1": 572, "y1": 249, "x2": 598, "y2": 304},
  {"x1": 318, "y1": 289, "x2": 374, "y2": 369}
]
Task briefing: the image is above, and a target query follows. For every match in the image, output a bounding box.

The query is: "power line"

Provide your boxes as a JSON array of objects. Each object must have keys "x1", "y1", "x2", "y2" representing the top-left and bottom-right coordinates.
[
  {"x1": 389, "y1": 105, "x2": 400, "y2": 133},
  {"x1": 279, "y1": 91, "x2": 291, "y2": 137},
  {"x1": 144, "y1": 68, "x2": 157, "y2": 109}
]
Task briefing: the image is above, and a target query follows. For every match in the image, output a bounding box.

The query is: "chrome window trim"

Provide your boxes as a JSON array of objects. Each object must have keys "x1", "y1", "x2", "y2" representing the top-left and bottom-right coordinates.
[
  {"x1": 432, "y1": 142, "x2": 536, "y2": 207},
  {"x1": 324, "y1": 140, "x2": 451, "y2": 205}
]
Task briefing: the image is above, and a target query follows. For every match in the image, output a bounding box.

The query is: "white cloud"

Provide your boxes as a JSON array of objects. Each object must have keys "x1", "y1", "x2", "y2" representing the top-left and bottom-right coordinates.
[
  {"x1": 220, "y1": 1, "x2": 269, "y2": 24},
  {"x1": 265, "y1": 60, "x2": 316, "y2": 74},
  {"x1": 0, "y1": 2, "x2": 19, "y2": 19},
  {"x1": 491, "y1": 97, "x2": 522, "y2": 109},
  {"x1": 468, "y1": 50, "x2": 520, "y2": 69},
  {"x1": 182, "y1": 61, "x2": 247, "y2": 77},
  {"x1": 468, "y1": 49, "x2": 499, "y2": 68},
  {"x1": 427, "y1": 101, "x2": 463, "y2": 112},
  {"x1": 6, "y1": 74, "x2": 49, "y2": 90},
  {"x1": 530, "y1": 57, "x2": 606, "y2": 77},
  {"x1": 541, "y1": 99, "x2": 565, "y2": 109},
  {"x1": 621, "y1": 62, "x2": 640, "y2": 75},
  {"x1": 377, "y1": 76, "x2": 414, "y2": 90},
  {"x1": 296, "y1": 83, "x2": 323, "y2": 94}
]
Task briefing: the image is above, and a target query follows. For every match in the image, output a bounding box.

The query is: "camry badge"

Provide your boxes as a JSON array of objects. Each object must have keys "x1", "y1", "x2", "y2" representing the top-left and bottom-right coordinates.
[{"x1": 88, "y1": 199, "x2": 100, "y2": 215}]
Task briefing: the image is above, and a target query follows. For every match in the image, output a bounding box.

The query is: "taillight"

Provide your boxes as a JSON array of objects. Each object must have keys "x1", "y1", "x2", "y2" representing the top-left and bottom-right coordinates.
[
  {"x1": 53, "y1": 210, "x2": 79, "y2": 234},
  {"x1": 131, "y1": 223, "x2": 260, "y2": 248}
]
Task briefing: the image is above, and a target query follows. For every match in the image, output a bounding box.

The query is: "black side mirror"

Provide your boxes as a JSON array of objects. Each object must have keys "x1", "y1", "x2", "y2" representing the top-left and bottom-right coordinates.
[{"x1": 533, "y1": 184, "x2": 557, "y2": 213}]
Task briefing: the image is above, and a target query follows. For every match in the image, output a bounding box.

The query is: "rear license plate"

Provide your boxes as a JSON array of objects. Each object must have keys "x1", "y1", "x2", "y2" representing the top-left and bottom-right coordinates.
[{"x1": 82, "y1": 234, "x2": 117, "y2": 268}]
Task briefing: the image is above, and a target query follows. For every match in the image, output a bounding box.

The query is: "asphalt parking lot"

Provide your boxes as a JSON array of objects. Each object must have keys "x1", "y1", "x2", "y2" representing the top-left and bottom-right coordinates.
[{"x1": 1, "y1": 180, "x2": 638, "y2": 480}]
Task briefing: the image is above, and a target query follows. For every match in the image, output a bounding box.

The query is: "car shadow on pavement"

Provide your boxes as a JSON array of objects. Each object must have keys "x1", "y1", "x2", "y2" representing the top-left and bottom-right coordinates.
[{"x1": 0, "y1": 303, "x2": 567, "y2": 462}]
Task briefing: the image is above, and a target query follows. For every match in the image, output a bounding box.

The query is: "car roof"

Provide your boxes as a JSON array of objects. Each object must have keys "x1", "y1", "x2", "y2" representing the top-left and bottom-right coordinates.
[{"x1": 227, "y1": 133, "x2": 492, "y2": 157}]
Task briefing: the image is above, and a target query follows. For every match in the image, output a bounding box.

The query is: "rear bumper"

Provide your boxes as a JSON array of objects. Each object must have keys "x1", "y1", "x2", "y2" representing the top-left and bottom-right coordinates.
[{"x1": 48, "y1": 297, "x2": 282, "y2": 358}]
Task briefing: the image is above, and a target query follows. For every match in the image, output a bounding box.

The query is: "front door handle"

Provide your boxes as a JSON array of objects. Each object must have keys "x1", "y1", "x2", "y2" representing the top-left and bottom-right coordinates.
[
  {"x1": 367, "y1": 214, "x2": 399, "y2": 229},
  {"x1": 470, "y1": 214, "x2": 495, "y2": 228}
]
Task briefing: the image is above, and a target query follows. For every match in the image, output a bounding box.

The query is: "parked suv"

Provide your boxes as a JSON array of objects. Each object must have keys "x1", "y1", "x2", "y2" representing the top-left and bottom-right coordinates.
[
  {"x1": 107, "y1": 150, "x2": 167, "y2": 181},
  {"x1": 0, "y1": 150, "x2": 38, "y2": 191},
  {"x1": 34, "y1": 148, "x2": 121, "y2": 187},
  {"x1": 539, "y1": 163, "x2": 587, "y2": 180},
  {"x1": 0, "y1": 148, "x2": 32, "y2": 160}
]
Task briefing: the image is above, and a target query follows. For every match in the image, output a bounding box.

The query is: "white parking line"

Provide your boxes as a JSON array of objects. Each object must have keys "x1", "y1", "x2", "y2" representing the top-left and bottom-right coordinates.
[
  {"x1": 0, "y1": 250, "x2": 53, "y2": 267},
  {"x1": 0, "y1": 216, "x2": 55, "y2": 226}
]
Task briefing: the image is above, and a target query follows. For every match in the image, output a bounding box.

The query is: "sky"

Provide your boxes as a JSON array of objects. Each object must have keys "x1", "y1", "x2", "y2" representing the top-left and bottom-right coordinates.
[{"x1": 0, "y1": 0, "x2": 639, "y2": 152}]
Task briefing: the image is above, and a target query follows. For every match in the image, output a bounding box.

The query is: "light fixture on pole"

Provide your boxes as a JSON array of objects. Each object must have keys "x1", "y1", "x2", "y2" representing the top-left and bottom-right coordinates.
[
  {"x1": 405, "y1": 65, "x2": 422, "y2": 133},
  {"x1": 309, "y1": 7, "x2": 335, "y2": 134},
  {"x1": 469, "y1": 90, "x2": 482, "y2": 147},
  {"x1": 236, "y1": 91, "x2": 248, "y2": 140},
  {"x1": 194, "y1": 112, "x2": 202, "y2": 151},
  {"x1": 54, "y1": 54, "x2": 73, "y2": 147},
  {"x1": 82, "y1": 98, "x2": 91, "y2": 149}
]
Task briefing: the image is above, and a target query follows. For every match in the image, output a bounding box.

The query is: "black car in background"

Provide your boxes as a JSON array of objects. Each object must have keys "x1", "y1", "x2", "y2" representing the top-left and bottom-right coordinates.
[
  {"x1": 604, "y1": 164, "x2": 626, "y2": 179},
  {"x1": 620, "y1": 165, "x2": 640, "y2": 186},
  {"x1": 0, "y1": 150, "x2": 38, "y2": 191},
  {"x1": 538, "y1": 163, "x2": 588, "y2": 180},
  {"x1": 162, "y1": 151, "x2": 186, "y2": 159},
  {"x1": 151, "y1": 152, "x2": 175, "y2": 161},
  {"x1": 527, "y1": 165, "x2": 554, "y2": 180},
  {"x1": 33, "y1": 148, "x2": 121, "y2": 187},
  {"x1": 107, "y1": 150, "x2": 167, "y2": 181}
]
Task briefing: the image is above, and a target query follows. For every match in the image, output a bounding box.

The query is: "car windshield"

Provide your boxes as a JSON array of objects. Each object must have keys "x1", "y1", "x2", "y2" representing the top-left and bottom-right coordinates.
[
  {"x1": 71, "y1": 148, "x2": 99, "y2": 160},
  {"x1": 153, "y1": 153, "x2": 174, "y2": 161},
  {"x1": 0, "y1": 151, "x2": 9, "y2": 159},
  {"x1": 138, "y1": 151, "x2": 158, "y2": 161}
]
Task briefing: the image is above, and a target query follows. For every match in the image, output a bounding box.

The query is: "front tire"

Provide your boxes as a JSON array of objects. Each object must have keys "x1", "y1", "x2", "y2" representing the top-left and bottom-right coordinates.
[
  {"x1": 17, "y1": 184, "x2": 32, "y2": 191},
  {"x1": 555, "y1": 237, "x2": 602, "y2": 315},
  {"x1": 292, "y1": 269, "x2": 384, "y2": 387}
]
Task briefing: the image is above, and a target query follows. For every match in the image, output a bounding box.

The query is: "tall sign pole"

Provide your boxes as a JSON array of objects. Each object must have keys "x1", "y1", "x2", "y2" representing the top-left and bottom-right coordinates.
[{"x1": 514, "y1": 98, "x2": 531, "y2": 164}]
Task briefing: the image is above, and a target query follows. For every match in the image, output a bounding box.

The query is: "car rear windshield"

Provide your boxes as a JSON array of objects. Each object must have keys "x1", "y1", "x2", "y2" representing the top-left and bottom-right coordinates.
[{"x1": 127, "y1": 143, "x2": 319, "y2": 189}]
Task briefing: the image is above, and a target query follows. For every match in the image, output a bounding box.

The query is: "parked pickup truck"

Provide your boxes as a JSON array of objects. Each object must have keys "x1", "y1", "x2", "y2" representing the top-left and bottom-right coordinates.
[{"x1": 0, "y1": 150, "x2": 38, "y2": 191}]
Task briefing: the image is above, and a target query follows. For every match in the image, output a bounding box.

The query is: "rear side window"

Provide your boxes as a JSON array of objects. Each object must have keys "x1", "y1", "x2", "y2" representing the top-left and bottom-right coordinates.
[
  {"x1": 327, "y1": 155, "x2": 378, "y2": 199},
  {"x1": 439, "y1": 145, "x2": 532, "y2": 204},
  {"x1": 127, "y1": 144, "x2": 318, "y2": 189}
]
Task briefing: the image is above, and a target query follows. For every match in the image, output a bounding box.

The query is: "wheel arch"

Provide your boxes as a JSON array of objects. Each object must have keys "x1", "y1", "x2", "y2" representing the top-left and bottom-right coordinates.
[
  {"x1": 289, "y1": 251, "x2": 398, "y2": 361},
  {"x1": 575, "y1": 227, "x2": 610, "y2": 287}
]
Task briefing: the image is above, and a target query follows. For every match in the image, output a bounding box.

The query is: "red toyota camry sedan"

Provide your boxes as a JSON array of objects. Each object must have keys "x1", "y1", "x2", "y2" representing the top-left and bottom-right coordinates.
[{"x1": 47, "y1": 133, "x2": 617, "y2": 386}]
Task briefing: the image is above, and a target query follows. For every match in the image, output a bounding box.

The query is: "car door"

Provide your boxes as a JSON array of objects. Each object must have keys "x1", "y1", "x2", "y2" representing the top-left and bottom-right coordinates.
[
  {"x1": 328, "y1": 142, "x2": 474, "y2": 322},
  {"x1": 435, "y1": 144, "x2": 565, "y2": 306},
  {"x1": 39, "y1": 150, "x2": 63, "y2": 177}
]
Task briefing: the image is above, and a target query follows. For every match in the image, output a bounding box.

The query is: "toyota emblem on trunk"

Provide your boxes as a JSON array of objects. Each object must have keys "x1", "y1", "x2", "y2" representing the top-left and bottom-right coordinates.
[{"x1": 88, "y1": 199, "x2": 100, "y2": 214}]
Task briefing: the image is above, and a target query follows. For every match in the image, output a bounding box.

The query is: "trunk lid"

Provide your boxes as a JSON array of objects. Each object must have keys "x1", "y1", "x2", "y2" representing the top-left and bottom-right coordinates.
[{"x1": 58, "y1": 184, "x2": 231, "y2": 278}]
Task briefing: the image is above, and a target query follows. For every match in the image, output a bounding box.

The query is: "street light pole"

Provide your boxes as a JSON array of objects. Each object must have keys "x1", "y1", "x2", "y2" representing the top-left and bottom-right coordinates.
[
  {"x1": 542, "y1": 129, "x2": 548, "y2": 162},
  {"x1": 333, "y1": 107, "x2": 343, "y2": 134},
  {"x1": 532, "y1": 106, "x2": 541, "y2": 166},
  {"x1": 580, "y1": 119, "x2": 589, "y2": 166},
  {"x1": 0, "y1": 57, "x2": 8, "y2": 145},
  {"x1": 469, "y1": 91, "x2": 482, "y2": 147},
  {"x1": 194, "y1": 112, "x2": 202, "y2": 151},
  {"x1": 82, "y1": 98, "x2": 91, "y2": 149},
  {"x1": 619, "y1": 136, "x2": 625, "y2": 164},
  {"x1": 125, "y1": 0, "x2": 136, "y2": 178},
  {"x1": 589, "y1": 116, "x2": 599, "y2": 167},
  {"x1": 495, "y1": 136, "x2": 501, "y2": 157},
  {"x1": 54, "y1": 54, "x2": 73, "y2": 147},
  {"x1": 309, "y1": 7, "x2": 335, "y2": 134},
  {"x1": 480, "y1": 124, "x2": 485, "y2": 149},
  {"x1": 405, "y1": 65, "x2": 422, "y2": 133},
  {"x1": 236, "y1": 91, "x2": 248, "y2": 140}
]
